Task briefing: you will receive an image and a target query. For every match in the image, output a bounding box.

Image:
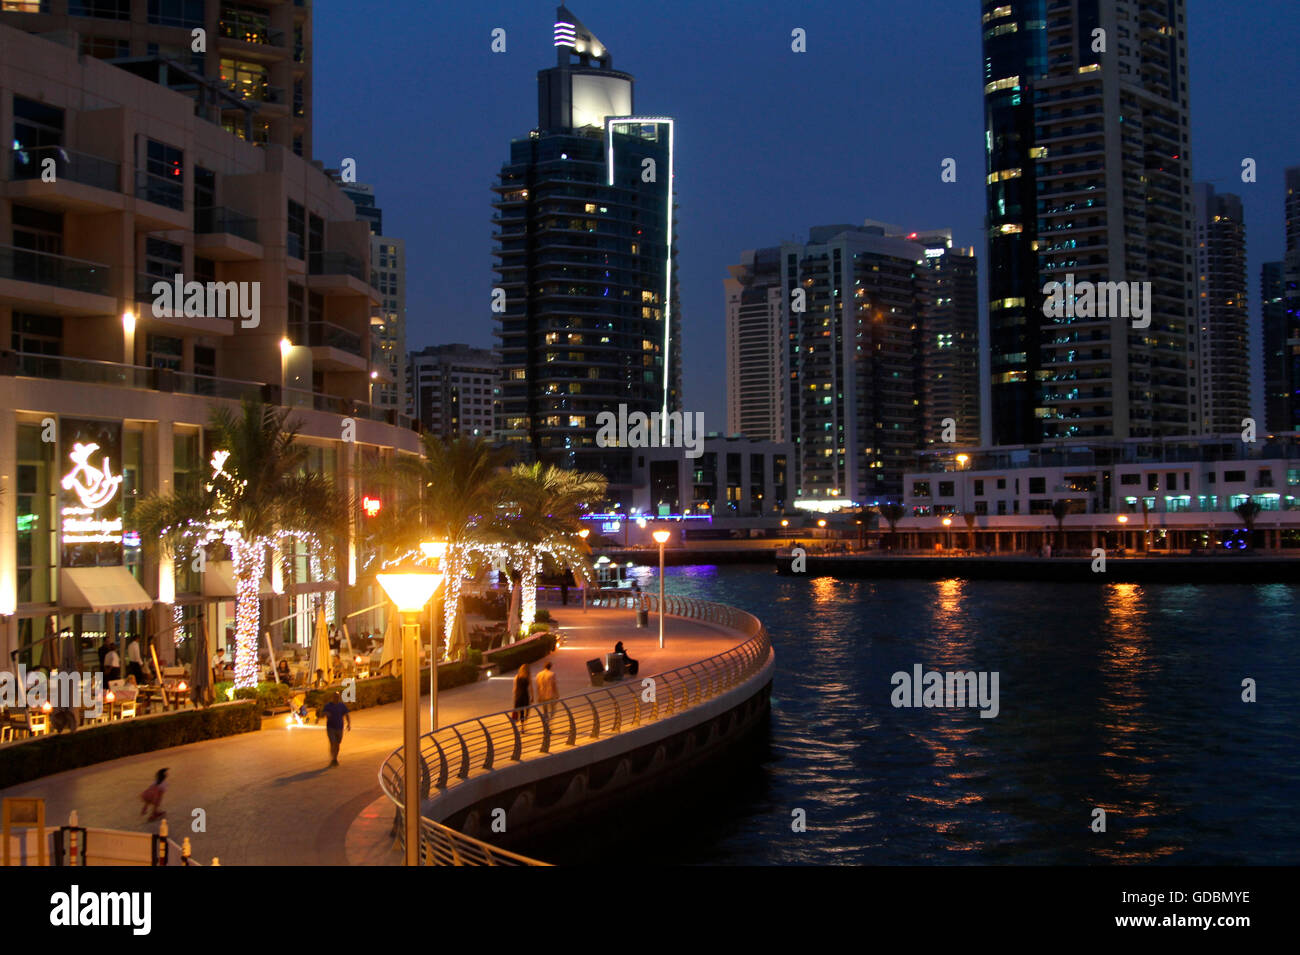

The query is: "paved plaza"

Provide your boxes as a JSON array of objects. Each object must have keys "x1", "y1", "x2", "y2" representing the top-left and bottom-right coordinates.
[{"x1": 0, "y1": 606, "x2": 742, "y2": 865}]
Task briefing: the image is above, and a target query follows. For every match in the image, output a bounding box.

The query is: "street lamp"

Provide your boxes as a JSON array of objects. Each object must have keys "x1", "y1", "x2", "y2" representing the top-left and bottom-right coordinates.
[
  {"x1": 652, "y1": 529, "x2": 670, "y2": 649},
  {"x1": 376, "y1": 568, "x2": 444, "y2": 867},
  {"x1": 942, "y1": 515, "x2": 953, "y2": 551},
  {"x1": 578, "y1": 529, "x2": 590, "y2": 612}
]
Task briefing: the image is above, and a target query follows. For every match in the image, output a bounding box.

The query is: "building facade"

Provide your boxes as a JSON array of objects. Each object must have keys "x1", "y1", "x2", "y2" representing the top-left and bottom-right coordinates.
[
  {"x1": 724, "y1": 248, "x2": 785, "y2": 442},
  {"x1": 1263, "y1": 166, "x2": 1300, "y2": 434},
  {"x1": 0, "y1": 22, "x2": 416, "y2": 673},
  {"x1": 408, "y1": 343, "x2": 497, "y2": 440},
  {"x1": 0, "y1": 0, "x2": 312, "y2": 156},
  {"x1": 1192, "y1": 183, "x2": 1248, "y2": 434},
  {"x1": 492, "y1": 6, "x2": 680, "y2": 480},
  {"x1": 982, "y1": 0, "x2": 1196, "y2": 444},
  {"x1": 917, "y1": 232, "x2": 980, "y2": 447},
  {"x1": 628, "y1": 435, "x2": 793, "y2": 519},
  {"x1": 337, "y1": 182, "x2": 404, "y2": 411}
]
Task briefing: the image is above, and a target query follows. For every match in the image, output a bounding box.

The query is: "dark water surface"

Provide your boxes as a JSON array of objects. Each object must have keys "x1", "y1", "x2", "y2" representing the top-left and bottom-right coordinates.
[{"x1": 591, "y1": 565, "x2": 1300, "y2": 865}]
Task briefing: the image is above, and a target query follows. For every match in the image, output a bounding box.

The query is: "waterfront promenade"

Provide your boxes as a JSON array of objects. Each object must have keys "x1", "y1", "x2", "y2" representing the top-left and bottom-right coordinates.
[{"x1": 0, "y1": 606, "x2": 747, "y2": 865}]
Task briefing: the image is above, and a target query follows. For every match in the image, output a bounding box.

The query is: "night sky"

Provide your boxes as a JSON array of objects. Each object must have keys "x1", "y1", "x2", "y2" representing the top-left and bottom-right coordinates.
[{"x1": 314, "y1": 0, "x2": 1298, "y2": 438}]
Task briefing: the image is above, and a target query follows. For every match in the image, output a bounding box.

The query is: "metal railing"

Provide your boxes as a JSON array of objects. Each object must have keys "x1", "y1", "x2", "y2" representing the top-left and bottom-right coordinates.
[
  {"x1": 10, "y1": 144, "x2": 120, "y2": 192},
  {"x1": 309, "y1": 250, "x2": 366, "y2": 281},
  {"x1": 0, "y1": 245, "x2": 112, "y2": 295},
  {"x1": 136, "y1": 170, "x2": 184, "y2": 211},
  {"x1": 380, "y1": 595, "x2": 772, "y2": 865},
  {"x1": 195, "y1": 205, "x2": 259, "y2": 243}
]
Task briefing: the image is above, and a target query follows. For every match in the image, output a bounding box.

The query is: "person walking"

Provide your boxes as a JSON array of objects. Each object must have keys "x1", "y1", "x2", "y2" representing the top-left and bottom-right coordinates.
[
  {"x1": 125, "y1": 636, "x2": 146, "y2": 683},
  {"x1": 535, "y1": 661, "x2": 558, "y2": 723},
  {"x1": 140, "y1": 768, "x2": 168, "y2": 822},
  {"x1": 322, "y1": 691, "x2": 350, "y2": 767},
  {"x1": 512, "y1": 664, "x2": 533, "y2": 728}
]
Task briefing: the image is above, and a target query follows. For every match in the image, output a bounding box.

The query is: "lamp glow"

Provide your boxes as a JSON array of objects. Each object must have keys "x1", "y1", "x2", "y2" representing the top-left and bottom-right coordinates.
[
  {"x1": 280, "y1": 337, "x2": 292, "y2": 357},
  {"x1": 652, "y1": 530, "x2": 670, "y2": 544},
  {"x1": 377, "y1": 573, "x2": 443, "y2": 613},
  {"x1": 122, "y1": 311, "x2": 136, "y2": 334},
  {"x1": 1117, "y1": 515, "x2": 1129, "y2": 524},
  {"x1": 419, "y1": 540, "x2": 447, "y2": 561}
]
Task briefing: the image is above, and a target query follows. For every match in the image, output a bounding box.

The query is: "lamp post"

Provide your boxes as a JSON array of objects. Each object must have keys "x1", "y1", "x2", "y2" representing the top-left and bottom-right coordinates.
[
  {"x1": 652, "y1": 529, "x2": 670, "y2": 649},
  {"x1": 578, "y1": 529, "x2": 589, "y2": 612},
  {"x1": 942, "y1": 515, "x2": 953, "y2": 551},
  {"x1": 376, "y1": 568, "x2": 443, "y2": 867}
]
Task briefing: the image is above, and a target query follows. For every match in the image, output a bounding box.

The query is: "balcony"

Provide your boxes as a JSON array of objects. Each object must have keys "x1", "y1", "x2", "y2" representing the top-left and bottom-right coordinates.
[
  {"x1": 0, "y1": 245, "x2": 115, "y2": 315},
  {"x1": 307, "y1": 251, "x2": 375, "y2": 300},
  {"x1": 134, "y1": 170, "x2": 188, "y2": 230},
  {"x1": 6, "y1": 145, "x2": 126, "y2": 213},
  {"x1": 133, "y1": 273, "x2": 238, "y2": 337},
  {"x1": 290, "y1": 320, "x2": 368, "y2": 371},
  {"x1": 194, "y1": 205, "x2": 262, "y2": 260}
]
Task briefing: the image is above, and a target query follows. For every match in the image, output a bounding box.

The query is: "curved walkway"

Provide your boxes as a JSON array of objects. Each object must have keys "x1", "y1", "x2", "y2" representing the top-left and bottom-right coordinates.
[{"x1": 0, "y1": 605, "x2": 744, "y2": 865}]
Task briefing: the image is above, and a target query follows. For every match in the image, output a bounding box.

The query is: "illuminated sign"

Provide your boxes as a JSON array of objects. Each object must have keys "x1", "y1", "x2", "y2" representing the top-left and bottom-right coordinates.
[
  {"x1": 362, "y1": 496, "x2": 382, "y2": 517},
  {"x1": 60, "y1": 419, "x2": 125, "y2": 567}
]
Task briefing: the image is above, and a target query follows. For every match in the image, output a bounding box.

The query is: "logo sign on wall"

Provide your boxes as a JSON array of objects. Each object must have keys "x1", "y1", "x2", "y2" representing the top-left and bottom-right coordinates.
[{"x1": 60, "y1": 418, "x2": 125, "y2": 567}]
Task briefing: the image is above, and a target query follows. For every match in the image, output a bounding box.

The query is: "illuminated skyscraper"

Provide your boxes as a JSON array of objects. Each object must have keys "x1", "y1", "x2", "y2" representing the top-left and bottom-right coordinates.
[
  {"x1": 1192, "y1": 183, "x2": 1248, "y2": 434},
  {"x1": 492, "y1": 6, "x2": 680, "y2": 480}
]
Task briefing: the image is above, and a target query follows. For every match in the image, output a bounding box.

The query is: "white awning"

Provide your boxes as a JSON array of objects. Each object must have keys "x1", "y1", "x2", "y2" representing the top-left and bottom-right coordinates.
[
  {"x1": 203, "y1": 560, "x2": 275, "y2": 598},
  {"x1": 60, "y1": 566, "x2": 153, "y2": 612}
]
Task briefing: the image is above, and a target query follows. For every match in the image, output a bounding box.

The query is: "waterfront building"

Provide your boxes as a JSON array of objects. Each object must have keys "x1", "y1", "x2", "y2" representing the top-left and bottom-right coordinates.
[
  {"x1": 407, "y1": 343, "x2": 498, "y2": 440},
  {"x1": 982, "y1": 0, "x2": 1195, "y2": 444},
  {"x1": 0, "y1": 22, "x2": 417, "y2": 674},
  {"x1": 901, "y1": 436, "x2": 1300, "y2": 550},
  {"x1": 628, "y1": 435, "x2": 793, "y2": 519},
  {"x1": 724, "y1": 249, "x2": 785, "y2": 442},
  {"x1": 492, "y1": 5, "x2": 681, "y2": 482},
  {"x1": 1263, "y1": 167, "x2": 1300, "y2": 434},
  {"x1": 0, "y1": 0, "x2": 312, "y2": 156},
  {"x1": 916, "y1": 232, "x2": 980, "y2": 448},
  {"x1": 1192, "y1": 183, "x2": 1249, "y2": 434}
]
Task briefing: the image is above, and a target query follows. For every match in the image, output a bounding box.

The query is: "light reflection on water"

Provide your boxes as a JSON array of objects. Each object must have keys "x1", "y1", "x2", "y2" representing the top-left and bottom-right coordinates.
[{"x1": 615, "y1": 565, "x2": 1300, "y2": 865}]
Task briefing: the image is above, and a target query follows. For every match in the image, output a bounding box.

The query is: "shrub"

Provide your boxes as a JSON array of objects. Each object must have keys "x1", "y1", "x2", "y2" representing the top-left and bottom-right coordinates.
[
  {"x1": 487, "y1": 633, "x2": 557, "y2": 673},
  {"x1": 464, "y1": 648, "x2": 484, "y2": 667},
  {"x1": 0, "y1": 702, "x2": 261, "y2": 787},
  {"x1": 230, "y1": 681, "x2": 293, "y2": 707},
  {"x1": 534, "y1": 608, "x2": 553, "y2": 623},
  {"x1": 302, "y1": 662, "x2": 480, "y2": 714}
]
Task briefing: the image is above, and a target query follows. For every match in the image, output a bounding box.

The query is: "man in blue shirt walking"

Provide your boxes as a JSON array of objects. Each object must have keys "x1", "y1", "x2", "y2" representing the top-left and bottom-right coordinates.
[{"x1": 322, "y1": 691, "x2": 351, "y2": 767}]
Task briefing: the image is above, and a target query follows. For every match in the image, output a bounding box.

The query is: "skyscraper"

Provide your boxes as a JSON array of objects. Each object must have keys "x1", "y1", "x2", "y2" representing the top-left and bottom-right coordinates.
[
  {"x1": 408, "y1": 344, "x2": 498, "y2": 440},
  {"x1": 982, "y1": 0, "x2": 1195, "y2": 444},
  {"x1": 1192, "y1": 183, "x2": 1248, "y2": 434},
  {"x1": 492, "y1": 6, "x2": 680, "y2": 479},
  {"x1": 724, "y1": 249, "x2": 785, "y2": 442},
  {"x1": 1263, "y1": 166, "x2": 1300, "y2": 434},
  {"x1": 0, "y1": 0, "x2": 312, "y2": 156},
  {"x1": 916, "y1": 233, "x2": 981, "y2": 447}
]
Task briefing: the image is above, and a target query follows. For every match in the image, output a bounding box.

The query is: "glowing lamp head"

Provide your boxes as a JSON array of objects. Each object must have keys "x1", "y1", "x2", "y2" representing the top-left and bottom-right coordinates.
[
  {"x1": 377, "y1": 572, "x2": 444, "y2": 613},
  {"x1": 578, "y1": 529, "x2": 590, "y2": 540},
  {"x1": 781, "y1": 519, "x2": 789, "y2": 527},
  {"x1": 817, "y1": 519, "x2": 827, "y2": 528},
  {"x1": 370, "y1": 370, "x2": 379, "y2": 379},
  {"x1": 956, "y1": 454, "x2": 969, "y2": 466},
  {"x1": 652, "y1": 530, "x2": 670, "y2": 545},
  {"x1": 106, "y1": 691, "x2": 115, "y2": 703},
  {"x1": 122, "y1": 310, "x2": 136, "y2": 334},
  {"x1": 942, "y1": 517, "x2": 952, "y2": 526},
  {"x1": 41, "y1": 701, "x2": 53, "y2": 712},
  {"x1": 177, "y1": 681, "x2": 187, "y2": 691},
  {"x1": 279, "y1": 337, "x2": 292, "y2": 357},
  {"x1": 419, "y1": 540, "x2": 447, "y2": 561},
  {"x1": 1117, "y1": 515, "x2": 1129, "y2": 524}
]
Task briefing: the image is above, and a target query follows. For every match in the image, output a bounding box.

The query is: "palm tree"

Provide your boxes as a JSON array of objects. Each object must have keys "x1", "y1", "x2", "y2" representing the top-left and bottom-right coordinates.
[
  {"x1": 877, "y1": 503, "x2": 906, "y2": 551},
  {"x1": 962, "y1": 511, "x2": 977, "y2": 553},
  {"x1": 1050, "y1": 499, "x2": 1072, "y2": 553},
  {"x1": 134, "y1": 399, "x2": 345, "y2": 689},
  {"x1": 494, "y1": 462, "x2": 606, "y2": 638},
  {"x1": 363, "y1": 434, "x2": 512, "y2": 660},
  {"x1": 1234, "y1": 499, "x2": 1263, "y2": 550}
]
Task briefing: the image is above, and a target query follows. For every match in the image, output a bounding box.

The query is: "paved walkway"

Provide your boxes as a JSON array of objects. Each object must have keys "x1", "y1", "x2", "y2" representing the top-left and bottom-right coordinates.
[{"x1": 0, "y1": 606, "x2": 741, "y2": 865}]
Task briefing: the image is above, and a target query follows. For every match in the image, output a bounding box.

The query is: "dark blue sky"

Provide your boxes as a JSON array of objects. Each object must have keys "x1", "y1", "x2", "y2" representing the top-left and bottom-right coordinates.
[{"x1": 315, "y1": 0, "x2": 1298, "y2": 434}]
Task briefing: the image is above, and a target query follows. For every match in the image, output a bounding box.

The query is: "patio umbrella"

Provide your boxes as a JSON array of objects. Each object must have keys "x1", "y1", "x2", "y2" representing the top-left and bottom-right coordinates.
[
  {"x1": 448, "y1": 594, "x2": 468, "y2": 660},
  {"x1": 190, "y1": 614, "x2": 214, "y2": 707},
  {"x1": 339, "y1": 623, "x2": 354, "y2": 675},
  {"x1": 310, "y1": 606, "x2": 332, "y2": 685},
  {"x1": 378, "y1": 611, "x2": 400, "y2": 676}
]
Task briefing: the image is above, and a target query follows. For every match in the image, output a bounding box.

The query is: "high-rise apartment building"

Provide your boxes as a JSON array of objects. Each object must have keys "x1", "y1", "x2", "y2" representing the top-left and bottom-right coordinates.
[
  {"x1": 1192, "y1": 183, "x2": 1248, "y2": 434},
  {"x1": 492, "y1": 6, "x2": 680, "y2": 478},
  {"x1": 337, "y1": 182, "x2": 405, "y2": 412},
  {"x1": 916, "y1": 232, "x2": 980, "y2": 447},
  {"x1": 982, "y1": 0, "x2": 1196, "y2": 444},
  {"x1": 724, "y1": 248, "x2": 785, "y2": 442},
  {"x1": 0, "y1": 0, "x2": 312, "y2": 156},
  {"x1": 408, "y1": 344, "x2": 498, "y2": 440},
  {"x1": 1263, "y1": 166, "x2": 1300, "y2": 434},
  {"x1": 0, "y1": 22, "x2": 414, "y2": 672}
]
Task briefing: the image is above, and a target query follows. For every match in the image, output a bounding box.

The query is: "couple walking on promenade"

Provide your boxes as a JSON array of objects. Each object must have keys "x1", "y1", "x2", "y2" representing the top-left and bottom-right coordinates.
[{"x1": 511, "y1": 662, "x2": 558, "y2": 727}]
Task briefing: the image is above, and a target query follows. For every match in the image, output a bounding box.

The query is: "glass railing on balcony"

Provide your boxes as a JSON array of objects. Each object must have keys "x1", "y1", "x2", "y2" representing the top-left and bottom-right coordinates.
[
  {"x1": 195, "y1": 206, "x2": 259, "y2": 242},
  {"x1": 8, "y1": 352, "x2": 151, "y2": 389},
  {"x1": 10, "y1": 145, "x2": 120, "y2": 192},
  {"x1": 0, "y1": 245, "x2": 111, "y2": 295},
  {"x1": 309, "y1": 251, "x2": 365, "y2": 281},
  {"x1": 171, "y1": 370, "x2": 265, "y2": 402},
  {"x1": 291, "y1": 320, "x2": 362, "y2": 355},
  {"x1": 136, "y1": 170, "x2": 184, "y2": 210}
]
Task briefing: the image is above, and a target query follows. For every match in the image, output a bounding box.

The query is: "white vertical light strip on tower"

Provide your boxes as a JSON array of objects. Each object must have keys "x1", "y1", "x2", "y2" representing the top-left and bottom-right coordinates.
[{"x1": 605, "y1": 117, "x2": 675, "y2": 439}]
